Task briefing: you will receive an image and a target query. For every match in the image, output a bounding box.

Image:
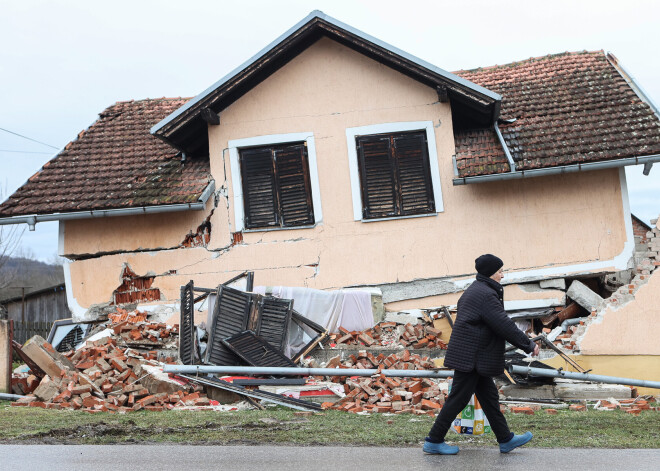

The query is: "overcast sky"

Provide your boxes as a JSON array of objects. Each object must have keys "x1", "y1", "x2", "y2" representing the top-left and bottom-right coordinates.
[{"x1": 2, "y1": 0, "x2": 659, "y2": 261}]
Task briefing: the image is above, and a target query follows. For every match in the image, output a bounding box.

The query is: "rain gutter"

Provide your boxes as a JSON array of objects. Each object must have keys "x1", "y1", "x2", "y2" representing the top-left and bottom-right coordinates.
[
  {"x1": 452, "y1": 154, "x2": 660, "y2": 185},
  {"x1": 0, "y1": 180, "x2": 215, "y2": 231},
  {"x1": 494, "y1": 122, "x2": 516, "y2": 171}
]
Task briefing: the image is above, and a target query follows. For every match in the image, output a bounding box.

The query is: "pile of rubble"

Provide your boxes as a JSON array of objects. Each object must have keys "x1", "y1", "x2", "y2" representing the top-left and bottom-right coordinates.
[
  {"x1": 330, "y1": 320, "x2": 446, "y2": 349},
  {"x1": 595, "y1": 397, "x2": 658, "y2": 414},
  {"x1": 10, "y1": 315, "x2": 210, "y2": 413},
  {"x1": 319, "y1": 350, "x2": 447, "y2": 415}
]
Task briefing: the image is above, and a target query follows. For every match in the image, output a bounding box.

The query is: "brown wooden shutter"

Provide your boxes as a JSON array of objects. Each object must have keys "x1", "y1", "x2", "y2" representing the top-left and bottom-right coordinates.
[
  {"x1": 357, "y1": 135, "x2": 397, "y2": 218},
  {"x1": 357, "y1": 131, "x2": 435, "y2": 219},
  {"x1": 240, "y1": 142, "x2": 314, "y2": 229},
  {"x1": 394, "y1": 132, "x2": 435, "y2": 215},
  {"x1": 240, "y1": 147, "x2": 279, "y2": 229},
  {"x1": 274, "y1": 143, "x2": 315, "y2": 227}
]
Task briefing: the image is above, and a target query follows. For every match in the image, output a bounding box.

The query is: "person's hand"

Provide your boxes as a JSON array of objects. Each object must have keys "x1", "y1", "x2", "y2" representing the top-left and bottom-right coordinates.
[{"x1": 532, "y1": 344, "x2": 540, "y2": 356}]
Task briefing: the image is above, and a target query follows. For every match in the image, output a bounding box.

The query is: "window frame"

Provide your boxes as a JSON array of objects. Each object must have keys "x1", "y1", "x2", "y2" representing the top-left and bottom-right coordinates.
[
  {"x1": 229, "y1": 132, "x2": 323, "y2": 232},
  {"x1": 346, "y1": 121, "x2": 444, "y2": 222}
]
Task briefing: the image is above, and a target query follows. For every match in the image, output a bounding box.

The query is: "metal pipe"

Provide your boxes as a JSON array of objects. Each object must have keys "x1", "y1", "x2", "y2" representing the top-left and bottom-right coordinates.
[
  {"x1": 561, "y1": 317, "x2": 582, "y2": 333},
  {"x1": 510, "y1": 365, "x2": 660, "y2": 390},
  {"x1": 0, "y1": 393, "x2": 28, "y2": 401},
  {"x1": 452, "y1": 154, "x2": 660, "y2": 185},
  {"x1": 0, "y1": 181, "x2": 215, "y2": 230},
  {"x1": 505, "y1": 334, "x2": 543, "y2": 353},
  {"x1": 163, "y1": 364, "x2": 455, "y2": 379}
]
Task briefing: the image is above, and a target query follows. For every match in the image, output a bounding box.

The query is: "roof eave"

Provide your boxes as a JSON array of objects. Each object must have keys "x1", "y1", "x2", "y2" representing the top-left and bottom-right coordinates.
[
  {"x1": 452, "y1": 154, "x2": 660, "y2": 185},
  {"x1": 0, "y1": 181, "x2": 215, "y2": 230}
]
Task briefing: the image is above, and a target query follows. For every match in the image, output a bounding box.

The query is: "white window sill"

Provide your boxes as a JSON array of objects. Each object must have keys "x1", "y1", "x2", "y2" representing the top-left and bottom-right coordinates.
[
  {"x1": 242, "y1": 223, "x2": 319, "y2": 233},
  {"x1": 360, "y1": 212, "x2": 438, "y2": 223}
]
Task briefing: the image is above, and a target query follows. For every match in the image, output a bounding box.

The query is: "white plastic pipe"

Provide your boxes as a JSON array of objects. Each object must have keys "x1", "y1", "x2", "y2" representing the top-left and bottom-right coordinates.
[
  {"x1": 163, "y1": 364, "x2": 454, "y2": 379},
  {"x1": 510, "y1": 365, "x2": 660, "y2": 389}
]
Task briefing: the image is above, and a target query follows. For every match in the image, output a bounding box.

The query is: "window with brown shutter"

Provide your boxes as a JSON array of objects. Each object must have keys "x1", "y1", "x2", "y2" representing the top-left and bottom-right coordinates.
[
  {"x1": 356, "y1": 130, "x2": 435, "y2": 219},
  {"x1": 239, "y1": 142, "x2": 315, "y2": 229}
]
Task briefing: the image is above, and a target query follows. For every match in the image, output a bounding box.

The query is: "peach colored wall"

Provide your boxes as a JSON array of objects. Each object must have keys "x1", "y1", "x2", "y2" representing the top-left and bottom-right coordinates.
[
  {"x1": 579, "y1": 270, "x2": 660, "y2": 355},
  {"x1": 62, "y1": 201, "x2": 213, "y2": 256},
  {"x1": 64, "y1": 37, "x2": 629, "y2": 309}
]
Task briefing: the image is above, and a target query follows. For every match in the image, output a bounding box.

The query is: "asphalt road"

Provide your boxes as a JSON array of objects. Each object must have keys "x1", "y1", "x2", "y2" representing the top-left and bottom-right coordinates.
[{"x1": 2, "y1": 445, "x2": 659, "y2": 471}]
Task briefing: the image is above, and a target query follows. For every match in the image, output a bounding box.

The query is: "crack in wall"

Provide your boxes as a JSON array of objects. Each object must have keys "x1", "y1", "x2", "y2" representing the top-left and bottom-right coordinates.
[{"x1": 562, "y1": 219, "x2": 660, "y2": 354}]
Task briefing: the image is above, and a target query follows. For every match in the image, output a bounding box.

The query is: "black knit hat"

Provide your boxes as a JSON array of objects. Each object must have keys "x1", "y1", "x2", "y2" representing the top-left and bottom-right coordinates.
[{"x1": 475, "y1": 254, "x2": 503, "y2": 277}]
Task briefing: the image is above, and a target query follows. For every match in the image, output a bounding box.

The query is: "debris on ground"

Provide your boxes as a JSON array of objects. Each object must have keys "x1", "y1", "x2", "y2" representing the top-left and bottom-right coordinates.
[
  {"x1": 10, "y1": 315, "x2": 208, "y2": 413},
  {"x1": 316, "y1": 350, "x2": 448, "y2": 415},
  {"x1": 329, "y1": 321, "x2": 447, "y2": 349}
]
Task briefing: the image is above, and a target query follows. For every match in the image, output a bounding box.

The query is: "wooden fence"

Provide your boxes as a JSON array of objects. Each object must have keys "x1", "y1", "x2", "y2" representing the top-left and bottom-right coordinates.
[{"x1": 12, "y1": 321, "x2": 53, "y2": 345}]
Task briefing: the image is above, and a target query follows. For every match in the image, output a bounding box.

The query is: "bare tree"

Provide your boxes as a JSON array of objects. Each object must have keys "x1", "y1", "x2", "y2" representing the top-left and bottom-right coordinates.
[{"x1": 0, "y1": 183, "x2": 24, "y2": 290}]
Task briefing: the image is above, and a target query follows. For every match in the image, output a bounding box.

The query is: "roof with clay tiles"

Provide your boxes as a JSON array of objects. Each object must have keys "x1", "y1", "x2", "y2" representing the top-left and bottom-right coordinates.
[
  {"x1": 0, "y1": 98, "x2": 211, "y2": 218},
  {"x1": 453, "y1": 51, "x2": 660, "y2": 177}
]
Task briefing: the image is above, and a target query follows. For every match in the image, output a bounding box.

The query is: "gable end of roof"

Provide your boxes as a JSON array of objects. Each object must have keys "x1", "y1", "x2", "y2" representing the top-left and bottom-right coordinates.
[{"x1": 151, "y1": 11, "x2": 501, "y2": 155}]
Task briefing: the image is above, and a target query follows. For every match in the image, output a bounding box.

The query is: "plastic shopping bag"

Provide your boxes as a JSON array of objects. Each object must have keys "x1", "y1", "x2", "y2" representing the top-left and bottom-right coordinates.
[{"x1": 453, "y1": 394, "x2": 491, "y2": 435}]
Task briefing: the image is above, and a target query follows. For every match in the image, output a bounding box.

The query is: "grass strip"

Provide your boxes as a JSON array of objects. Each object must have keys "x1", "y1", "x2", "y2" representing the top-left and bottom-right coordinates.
[{"x1": 1, "y1": 401, "x2": 658, "y2": 447}]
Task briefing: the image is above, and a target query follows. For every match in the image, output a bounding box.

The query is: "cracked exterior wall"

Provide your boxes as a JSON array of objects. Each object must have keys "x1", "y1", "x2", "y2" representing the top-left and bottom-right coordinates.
[
  {"x1": 579, "y1": 261, "x2": 660, "y2": 355},
  {"x1": 540, "y1": 218, "x2": 660, "y2": 393},
  {"x1": 61, "y1": 203, "x2": 213, "y2": 257},
  {"x1": 62, "y1": 37, "x2": 630, "y2": 312},
  {"x1": 383, "y1": 283, "x2": 565, "y2": 311},
  {"x1": 111, "y1": 265, "x2": 161, "y2": 304}
]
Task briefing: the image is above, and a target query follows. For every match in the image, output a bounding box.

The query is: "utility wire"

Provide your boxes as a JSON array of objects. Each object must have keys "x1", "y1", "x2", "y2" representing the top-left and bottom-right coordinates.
[
  {"x1": 0, "y1": 149, "x2": 54, "y2": 155},
  {"x1": 0, "y1": 127, "x2": 59, "y2": 150}
]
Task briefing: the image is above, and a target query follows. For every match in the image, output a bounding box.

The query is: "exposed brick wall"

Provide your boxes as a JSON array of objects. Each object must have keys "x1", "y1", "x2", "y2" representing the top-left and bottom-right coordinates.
[
  {"x1": 632, "y1": 215, "x2": 651, "y2": 247},
  {"x1": 180, "y1": 213, "x2": 212, "y2": 249},
  {"x1": 112, "y1": 266, "x2": 161, "y2": 305}
]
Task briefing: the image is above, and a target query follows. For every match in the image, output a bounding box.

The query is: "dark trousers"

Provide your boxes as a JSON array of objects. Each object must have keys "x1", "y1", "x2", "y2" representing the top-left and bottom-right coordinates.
[{"x1": 427, "y1": 369, "x2": 512, "y2": 443}]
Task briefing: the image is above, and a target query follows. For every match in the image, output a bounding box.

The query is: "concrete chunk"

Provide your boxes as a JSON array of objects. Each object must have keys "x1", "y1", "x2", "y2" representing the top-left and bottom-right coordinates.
[
  {"x1": 567, "y1": 280, "x2": 604, "y2": 312},
  {"x1": 21, "y1": 335, "x2": 76, "y2": 380},
  {"x1": 384, "y1": 310, "x2": 424, "y2": 325},
  {"x1": 137, "y1": 364, "x2": 188, "y2": 395},
  {"x1": 33, "y1": 376, "x2": 61, "y2": 402},
  {"x1": 539, "y1": 278, "x2": 566, "y2": 290},
  {"x1": 553, "y1": 381, "x2": 632, "y2": 400}
]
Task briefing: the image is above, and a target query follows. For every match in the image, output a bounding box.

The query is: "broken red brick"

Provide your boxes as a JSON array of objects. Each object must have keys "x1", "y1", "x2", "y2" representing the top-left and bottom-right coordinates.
[{"x1": 511, "y1": 407, "x2": 535, "y2": 415}]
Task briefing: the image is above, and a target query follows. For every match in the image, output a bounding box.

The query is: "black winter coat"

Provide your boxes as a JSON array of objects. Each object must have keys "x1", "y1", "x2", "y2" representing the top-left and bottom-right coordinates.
[{"x1": 443, "y1": 274, "x2": 536, "y2": 376}]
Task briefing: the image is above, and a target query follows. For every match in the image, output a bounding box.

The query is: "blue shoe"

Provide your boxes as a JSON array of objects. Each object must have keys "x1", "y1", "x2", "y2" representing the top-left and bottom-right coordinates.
[
  {"x1": 423, "y1": 438, "x2": 459, "y2": 455},
  {"x1": 499, "y1": 432, "x2": 533, "y2": 453}
]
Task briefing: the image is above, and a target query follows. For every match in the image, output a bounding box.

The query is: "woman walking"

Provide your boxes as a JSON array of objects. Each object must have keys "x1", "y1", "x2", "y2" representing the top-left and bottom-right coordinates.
[{"x1": 423, "y1": 254, "x2": 539, "y2": 454}]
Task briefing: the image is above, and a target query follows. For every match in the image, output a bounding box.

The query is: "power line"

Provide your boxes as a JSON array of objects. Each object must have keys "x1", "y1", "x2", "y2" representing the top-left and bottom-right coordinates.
[
  {"x1": 0, "y1": 149, "x2": 54, "y2": 155},
  {"x1": 0, "y1": 127, "x2": 59, "y2": 150}
]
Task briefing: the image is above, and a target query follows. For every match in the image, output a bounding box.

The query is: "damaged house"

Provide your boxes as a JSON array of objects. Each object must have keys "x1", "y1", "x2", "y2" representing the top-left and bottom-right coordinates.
[{"x1": 1, "y1": 12, "x2": 660, "y2": 390}]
